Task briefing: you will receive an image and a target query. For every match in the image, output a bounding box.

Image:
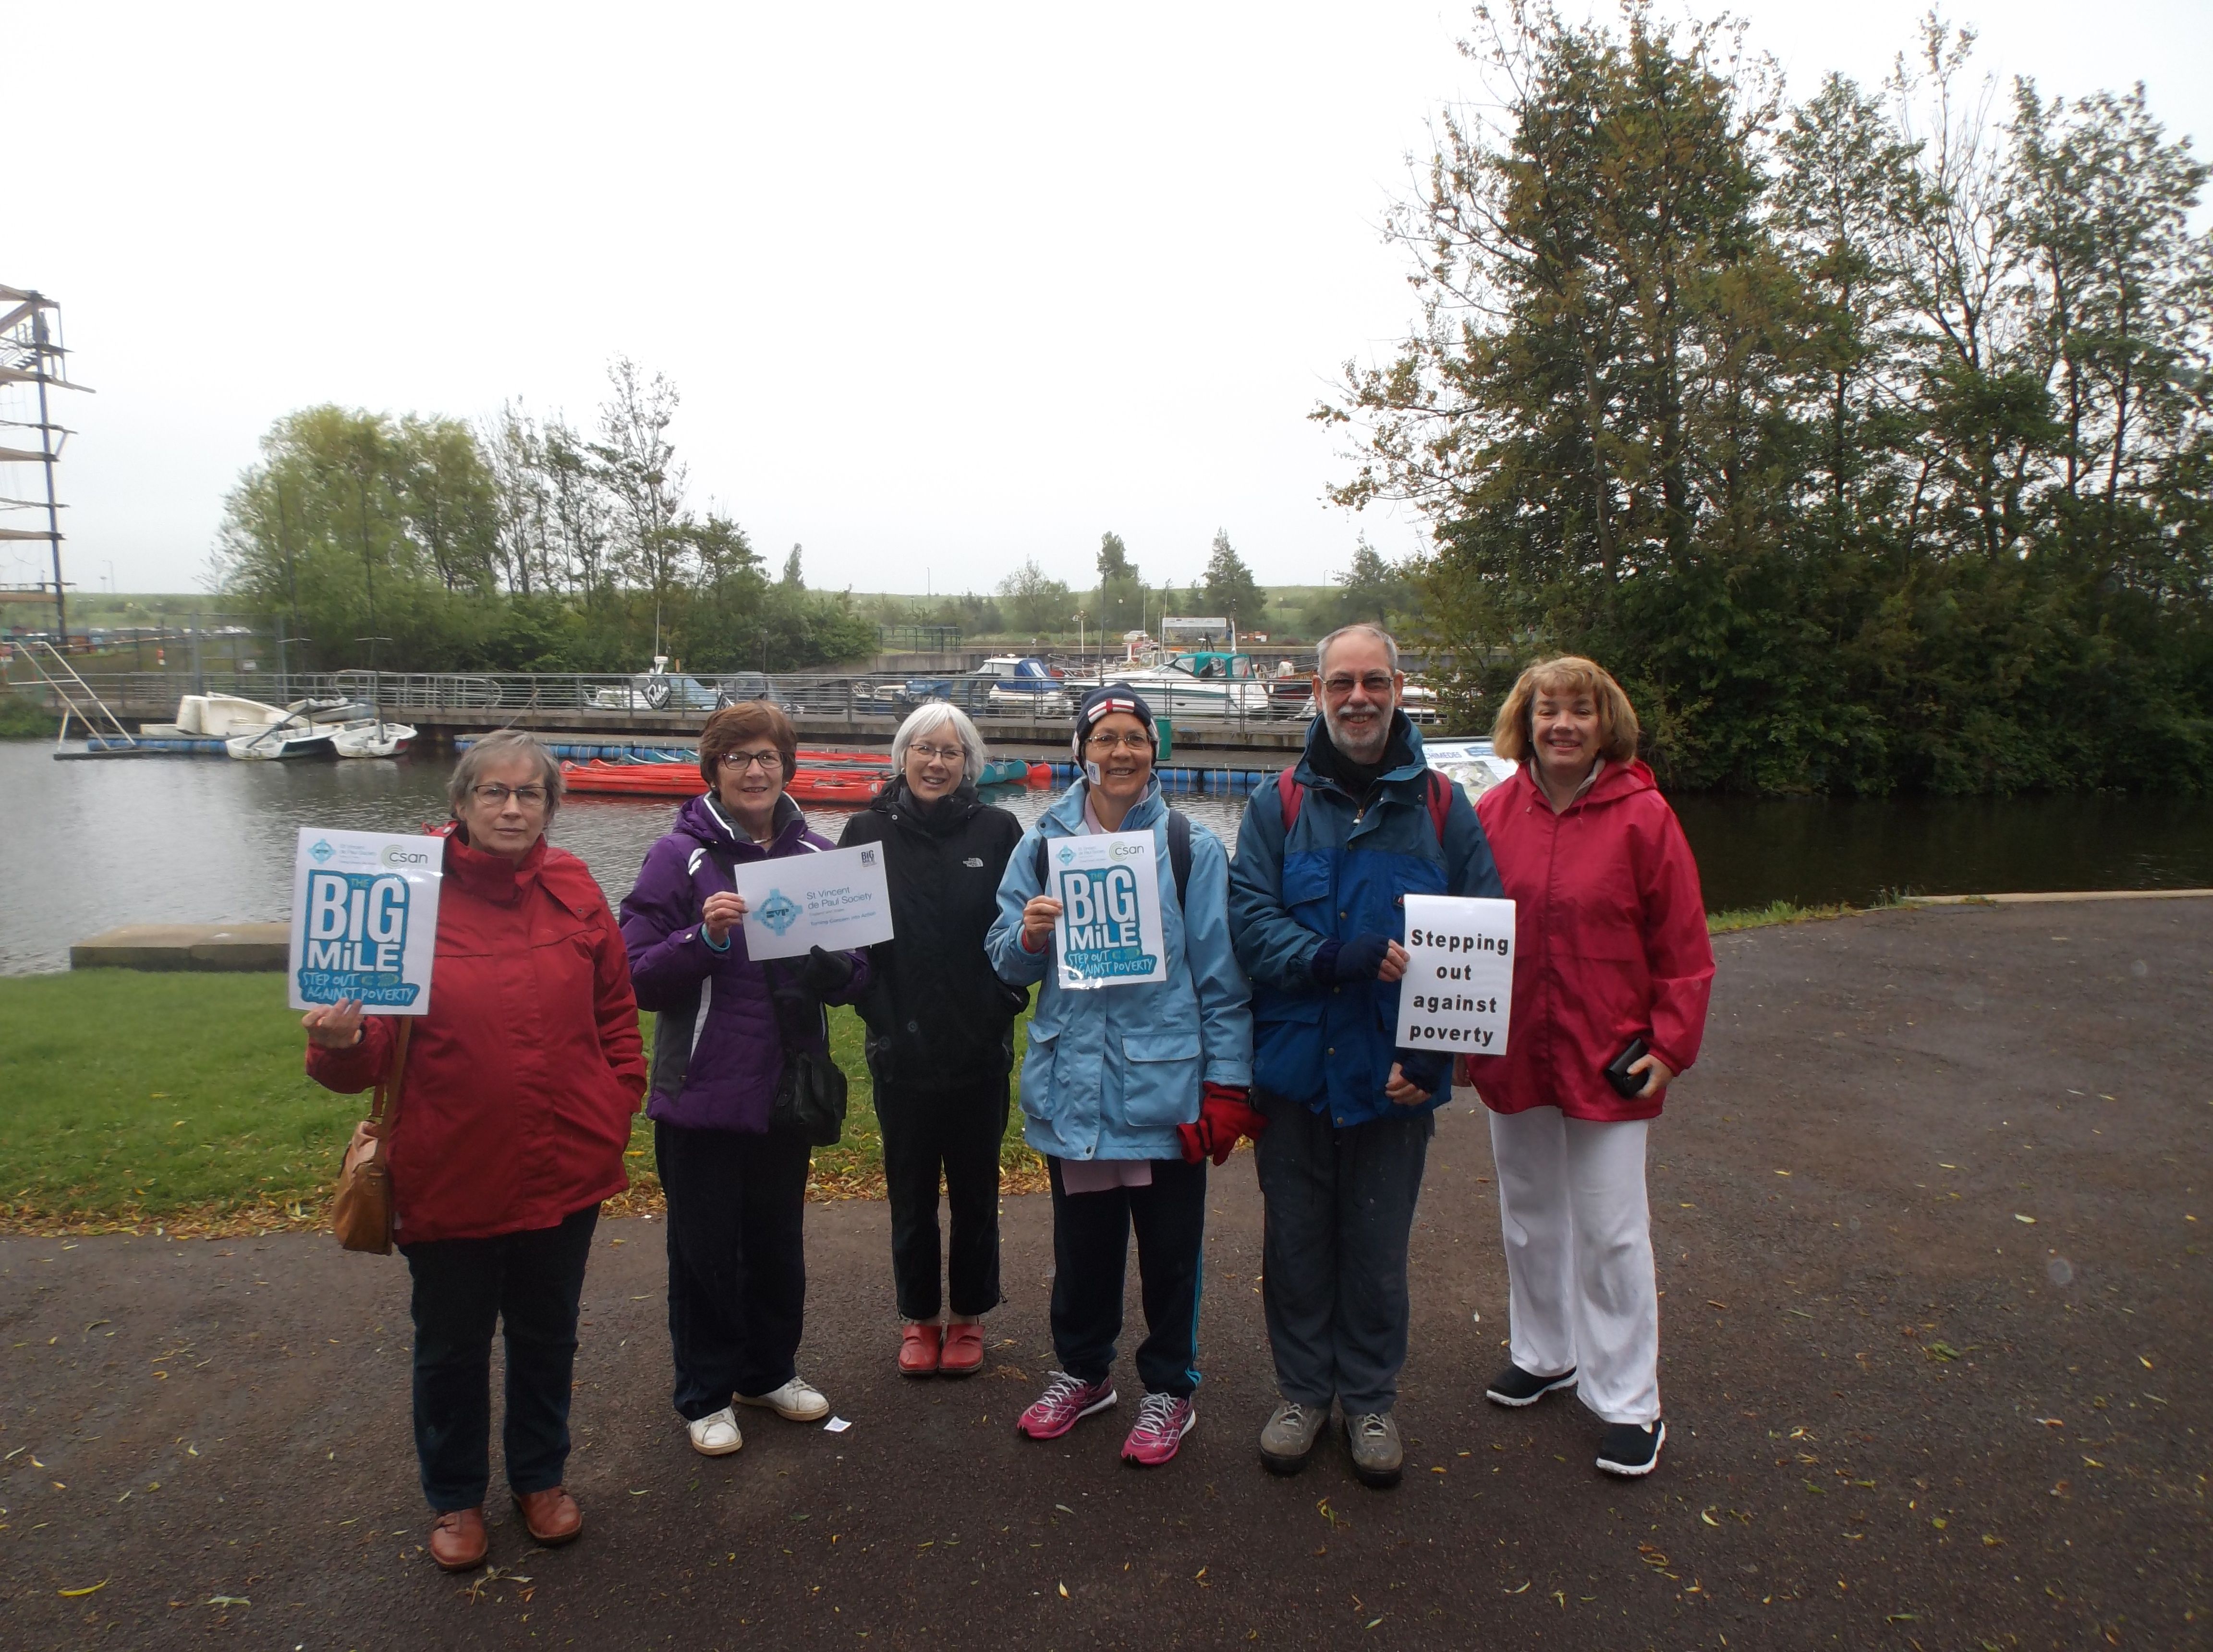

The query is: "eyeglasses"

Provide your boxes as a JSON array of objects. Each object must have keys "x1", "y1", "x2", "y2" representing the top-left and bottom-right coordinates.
[
  {"x1": 717, "y1": 750, "x2": 785, "y2": 773},
  {"x1": 910, "y1": 741, "x2": 965, "y2": 765},
  {"x1": 471, "y1": 783, "x2": 549, "y2": 807},
  {"x1": 1321, "y1": 673, "x2": 1397, "y2": 699},
  {"x1": 1084, "y1": 730, "x2": 1153, "y2": 752}
]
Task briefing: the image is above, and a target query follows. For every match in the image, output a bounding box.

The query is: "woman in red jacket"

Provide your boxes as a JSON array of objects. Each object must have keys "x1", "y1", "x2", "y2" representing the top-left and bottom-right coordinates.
[
  {"x1": 1461, "y1": 658, "x2": 1712, "y2": 1479},
  {"x1": 303, "y1": 730, "x2": 646, "y2": 1572}
]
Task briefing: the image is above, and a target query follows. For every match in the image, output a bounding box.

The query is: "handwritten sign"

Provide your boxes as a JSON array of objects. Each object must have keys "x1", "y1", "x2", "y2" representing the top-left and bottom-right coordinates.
[
  {"x1": 1049, "y1": 830, "x2": 1168, "y2": 990},
  {"x1": 288, "y1": 828, "x2": 443, "y2": 1014},
  {"x1": 1393, "y1": 894, "x2": 1516, "y2": 1054},
  {"x1": 726, "y1": 842, "x2": 895, "y2": 960}
]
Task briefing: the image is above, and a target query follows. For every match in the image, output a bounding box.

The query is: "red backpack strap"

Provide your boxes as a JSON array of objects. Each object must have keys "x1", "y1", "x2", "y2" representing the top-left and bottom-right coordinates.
[
  {"x1": 1424, "y1": 768, "x2": 1452, "y2": 842},
  {"x1": 1278, "y1": 770, "x2": 1304, "y2": 833}
]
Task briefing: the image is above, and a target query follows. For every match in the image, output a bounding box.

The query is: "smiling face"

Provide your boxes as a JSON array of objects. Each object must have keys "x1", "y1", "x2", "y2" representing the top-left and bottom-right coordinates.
[
  {"x1": 457, "y1": 753, "x2": 551, "y2": 862},
  {"x1": 715, "y1": 739, "x2": 788, "y2": 837},
  {"x1": 1315, "y1": 629, "x2": 1402, "y2": 765},
  {"x1": 1082, "y1": 711, "x2": 1154, "y2": 809},
  {"x1": 902, "y1": 718, "x2": 965, "y2": 803},
  {"x1": 1530, "y1": 684, "x2": 1603, "y2": 788}
]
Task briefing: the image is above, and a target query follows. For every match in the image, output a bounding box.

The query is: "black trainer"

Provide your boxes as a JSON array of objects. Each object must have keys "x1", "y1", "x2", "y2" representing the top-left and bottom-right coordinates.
[
  {"x1": 1595, "y1": 1420, "x2": 1666, "y2": 1477},
  {"x1": 1484, "y1": 1364, "x2": 1577, "y2": 1408}
]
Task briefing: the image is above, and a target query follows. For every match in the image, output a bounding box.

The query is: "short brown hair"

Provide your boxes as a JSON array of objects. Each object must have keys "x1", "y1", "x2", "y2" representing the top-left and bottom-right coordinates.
[
  {"x1": 698, "y1": 701, "x2": 799, "y2": 787},
  {"x1": 449, "y1": 729, "x2": 565, "y2": 819},
  {"x1": 1491, "y1": 656, "x2": 1642, "y2": 765}
]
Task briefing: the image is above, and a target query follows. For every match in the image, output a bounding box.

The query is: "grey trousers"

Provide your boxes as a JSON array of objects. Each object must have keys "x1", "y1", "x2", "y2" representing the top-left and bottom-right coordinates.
[{"x1": 1253, "y1": 1089, "x2": 1433, "y2": 1415}]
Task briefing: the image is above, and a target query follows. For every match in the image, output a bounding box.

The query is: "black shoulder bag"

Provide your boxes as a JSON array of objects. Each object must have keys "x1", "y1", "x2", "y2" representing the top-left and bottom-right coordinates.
[{"x1": 763, "y1": 960, "x2": 850, "y2": 1147}]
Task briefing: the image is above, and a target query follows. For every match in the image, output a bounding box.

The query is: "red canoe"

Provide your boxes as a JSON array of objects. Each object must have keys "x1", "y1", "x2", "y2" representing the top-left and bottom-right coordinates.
[{"x1": 560, "y1": 759, "x2": 887, "y2": 805}]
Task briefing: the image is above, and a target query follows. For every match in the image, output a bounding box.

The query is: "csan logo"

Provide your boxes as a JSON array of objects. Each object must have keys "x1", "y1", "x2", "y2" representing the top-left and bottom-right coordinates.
[
  {"x1": 380, "y1": 844, "x2": 434, "y2": 869},
  {"x1": 1108, "y1": 841, "x2": 1143, "y2": 860}
]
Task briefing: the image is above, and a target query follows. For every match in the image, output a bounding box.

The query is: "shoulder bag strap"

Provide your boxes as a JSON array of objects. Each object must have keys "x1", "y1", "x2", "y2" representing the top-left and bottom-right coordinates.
[{"x1": 366, "y1": 1020, "x2": 414, "y2": 1137}]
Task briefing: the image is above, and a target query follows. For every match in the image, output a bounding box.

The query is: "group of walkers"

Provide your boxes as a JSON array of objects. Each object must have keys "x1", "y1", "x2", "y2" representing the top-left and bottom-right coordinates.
[{"x1": 301, "y1": 624, "x2": 1714, "y2": 1573}]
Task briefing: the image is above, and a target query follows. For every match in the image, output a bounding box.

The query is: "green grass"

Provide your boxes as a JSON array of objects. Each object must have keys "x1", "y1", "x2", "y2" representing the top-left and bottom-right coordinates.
[
  {"x1": 1705, "y1": 899, "x2": 1866, "y2": 934},
  {"x1": 0, "y1": 970, "x2": 1040, "y2": 1234}
]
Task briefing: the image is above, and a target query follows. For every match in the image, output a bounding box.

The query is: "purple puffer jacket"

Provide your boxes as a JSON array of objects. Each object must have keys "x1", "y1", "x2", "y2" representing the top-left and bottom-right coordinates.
[{"x1": 619, "y1": 792, "x2": 869, "y2": 1133}]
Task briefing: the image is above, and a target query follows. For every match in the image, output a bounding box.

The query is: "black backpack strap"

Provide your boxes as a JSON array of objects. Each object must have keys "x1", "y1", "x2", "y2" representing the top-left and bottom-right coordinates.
[{"x1": 1033, "y1": 813, "x2": 1193, "y2": 907}]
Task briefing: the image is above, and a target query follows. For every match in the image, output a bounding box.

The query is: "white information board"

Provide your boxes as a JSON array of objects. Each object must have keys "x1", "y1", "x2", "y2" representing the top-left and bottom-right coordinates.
[
  {"x1": 288, "y1": 828, "x2": 444, "y2": 1014},
  {"x1": 1048, "y1": 830, "x2": 1169, "y2": 990},
  {"x1": 727, "y1": 842, "x2": 896, "y2": 961},
  {"x1": 1393, "y1": 894, "x2": 1516, "y2": 1055}
]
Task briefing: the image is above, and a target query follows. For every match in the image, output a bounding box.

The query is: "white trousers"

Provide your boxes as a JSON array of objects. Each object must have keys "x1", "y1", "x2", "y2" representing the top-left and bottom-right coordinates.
[{"x1": 1487, "y1": 1107, "x2": 1660, "y2": 1425}]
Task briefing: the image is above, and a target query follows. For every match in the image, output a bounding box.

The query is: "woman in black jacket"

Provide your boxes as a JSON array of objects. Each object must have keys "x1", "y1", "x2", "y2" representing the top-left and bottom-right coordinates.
[{"x1": 838, "y1": 704, "x2": 1026, "y2": 1377}]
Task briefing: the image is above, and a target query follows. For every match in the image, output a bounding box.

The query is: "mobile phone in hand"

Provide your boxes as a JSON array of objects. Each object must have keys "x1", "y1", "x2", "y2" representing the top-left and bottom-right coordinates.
[{"x1": 1604, "y1": 1037, "x2": 1650, "y2": 1099}]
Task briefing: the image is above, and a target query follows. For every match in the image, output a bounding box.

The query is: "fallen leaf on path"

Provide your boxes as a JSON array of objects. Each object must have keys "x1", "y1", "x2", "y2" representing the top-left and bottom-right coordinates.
[
  {"x1": 1058, "y1": 1583, "x2": 1069, "y2": 1599},
  {"x1": 57, "y1": 1581, "x2": 106, "y2": 1598},
  {"x1": 2015, "y1": 1215, "x2": 2037, "y2": 1225}
]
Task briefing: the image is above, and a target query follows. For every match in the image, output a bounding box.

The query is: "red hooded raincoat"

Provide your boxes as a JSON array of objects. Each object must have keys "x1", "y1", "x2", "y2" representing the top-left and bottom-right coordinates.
[
  {"x1": 306, "y1": 833, "x2": 648, "y2": 1243},
  {"x1": 1461, "y1": 760, "x2": 1714, "y2": 1123}
]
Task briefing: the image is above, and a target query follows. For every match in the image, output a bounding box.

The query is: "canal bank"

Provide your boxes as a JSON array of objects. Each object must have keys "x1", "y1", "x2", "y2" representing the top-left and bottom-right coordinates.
[{"x1": 2, "y1": 897, "x2": 2205, "y2": 1649}]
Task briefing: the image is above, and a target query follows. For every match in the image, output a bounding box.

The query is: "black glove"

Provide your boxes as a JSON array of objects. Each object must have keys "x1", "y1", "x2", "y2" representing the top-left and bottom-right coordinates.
[
  {"x1": 796, "y1": 944, "x2": 855, "y2": 997},
  {"x1": 1319, "y1": 933, "x2": 1394, "y2": 983}
]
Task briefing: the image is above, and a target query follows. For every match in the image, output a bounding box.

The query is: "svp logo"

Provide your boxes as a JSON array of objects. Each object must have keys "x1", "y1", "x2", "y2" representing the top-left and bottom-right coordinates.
[
  {"x1": 758, "y1": 890, "x2": 803, "y2": 937},
  {"x1": 309, "y1": 838, "x2": 336, "y2": 864}
]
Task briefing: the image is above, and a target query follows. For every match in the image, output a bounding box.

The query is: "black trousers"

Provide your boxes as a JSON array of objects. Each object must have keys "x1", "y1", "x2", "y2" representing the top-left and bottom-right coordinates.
[
  {"x1": 1046, "y1": 1155, "x2": 1207, "y2": 1398},
  {"x1": 656, "y1": 1118, "x2": 812, "y2": 1421},
  {"x1": 401, "y1": 1203, "x2": 598, "y2": 1513},
  {"x1": 1253, "y1": 1090, "x2": 1433, "y2": 1414},
  {"x1": 877, "y1": 1074, "x2": 1009, "y2": 1321}
]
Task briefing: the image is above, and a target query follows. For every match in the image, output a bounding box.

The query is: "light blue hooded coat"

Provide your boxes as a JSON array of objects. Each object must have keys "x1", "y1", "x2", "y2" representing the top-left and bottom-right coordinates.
[{"x1": 987, "y1": 779, "x2": 1253, "y2": 1162}]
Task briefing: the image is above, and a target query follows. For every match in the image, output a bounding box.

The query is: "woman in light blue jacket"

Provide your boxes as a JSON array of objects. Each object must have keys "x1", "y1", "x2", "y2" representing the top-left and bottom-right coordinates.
[{"x1": 987, "y1": 688, "x2": 1254, "y2": 1468}]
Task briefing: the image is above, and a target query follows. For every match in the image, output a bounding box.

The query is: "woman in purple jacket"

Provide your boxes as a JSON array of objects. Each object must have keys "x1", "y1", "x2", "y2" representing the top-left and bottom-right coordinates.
[{"x1": 620, "y1": 702, "x2": 869, "y2": 1460}]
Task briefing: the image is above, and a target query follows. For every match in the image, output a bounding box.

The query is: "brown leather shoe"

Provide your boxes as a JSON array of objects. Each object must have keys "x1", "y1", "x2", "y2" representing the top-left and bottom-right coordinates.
[
  {"x1": 512, "y1": 1486, "x2": 583, "y2": 1546},
  {"x1": 428, "y1": 1506, "x2": 487, "y2": 1572},
  {"x1": 899, "y1": 1322, "x2": 942, "y2": 1377},
  {"x1": 939, "y1": 1321, "x2": 985, "y2": 1377}
]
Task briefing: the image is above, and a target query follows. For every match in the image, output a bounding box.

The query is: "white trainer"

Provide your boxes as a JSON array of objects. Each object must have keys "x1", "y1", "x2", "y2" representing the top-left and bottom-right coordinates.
[
  {"x1": 687, "y1": 1406, "x2": 743, "y2": 1457},
  {"x1": 738, "y1": 1375, "x2": 830, "y2": 1422}
]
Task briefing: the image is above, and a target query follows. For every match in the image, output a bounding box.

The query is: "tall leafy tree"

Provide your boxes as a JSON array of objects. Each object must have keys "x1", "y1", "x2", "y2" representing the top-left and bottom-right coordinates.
[
  {"x1": 1199, "y1": 529, "x2": 1266, "y2": 629},
  {"x1": 1095, "y1": 531, "x2": 1145, "y2": 630}
]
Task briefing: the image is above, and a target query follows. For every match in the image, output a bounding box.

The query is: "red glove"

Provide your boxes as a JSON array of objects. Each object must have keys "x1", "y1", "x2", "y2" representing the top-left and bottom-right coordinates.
[{"x1": 1177, "y1": 1082, "x2": 1268, "y2": 1166}]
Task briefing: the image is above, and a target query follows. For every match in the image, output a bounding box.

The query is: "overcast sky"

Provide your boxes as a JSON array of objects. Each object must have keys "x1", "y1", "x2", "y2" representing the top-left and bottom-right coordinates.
[{"x1": 8, "y1": 1, "x2": 2209, "y2": 601}]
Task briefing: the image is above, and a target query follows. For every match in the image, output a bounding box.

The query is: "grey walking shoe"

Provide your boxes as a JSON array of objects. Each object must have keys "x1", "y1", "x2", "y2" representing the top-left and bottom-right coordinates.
[
  {"x1": 1344, "y1": 1410, "x2": 1404, "y2": 1489},
  {"x1": 1258, "y1": 1401, "x2": 1327, "y2": 1476}
]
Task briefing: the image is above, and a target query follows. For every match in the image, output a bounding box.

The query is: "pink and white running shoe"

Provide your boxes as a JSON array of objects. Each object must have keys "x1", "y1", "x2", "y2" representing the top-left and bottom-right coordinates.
[
  {"x1": 1119, "y1": 1392, "x2": 1196, "y2": 1467},
  {"x1": 1017, "y1": 1371, "x2": 1118, "y2": 1440}
]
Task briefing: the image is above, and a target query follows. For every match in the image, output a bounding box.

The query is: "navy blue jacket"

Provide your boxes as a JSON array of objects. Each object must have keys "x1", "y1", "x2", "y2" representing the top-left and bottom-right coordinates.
[{"x1": 1227, "y1": 715, "x2": 1502, "y2": 1126}]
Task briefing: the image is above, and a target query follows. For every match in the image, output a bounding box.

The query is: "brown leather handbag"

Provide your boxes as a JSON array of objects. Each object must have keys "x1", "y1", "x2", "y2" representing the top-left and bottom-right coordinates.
[{"x1": 331, "y1": 1020, "x2": 414, "y2": 1254}]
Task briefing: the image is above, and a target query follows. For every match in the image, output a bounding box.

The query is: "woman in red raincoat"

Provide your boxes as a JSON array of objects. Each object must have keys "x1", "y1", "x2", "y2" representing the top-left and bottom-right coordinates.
[
  {"x1": 1460, "y1": 657, "x2": 1712, "y2": 1479},
  {"x1": 304, "y1": 730, "x2": 646, "y2": 1572}
]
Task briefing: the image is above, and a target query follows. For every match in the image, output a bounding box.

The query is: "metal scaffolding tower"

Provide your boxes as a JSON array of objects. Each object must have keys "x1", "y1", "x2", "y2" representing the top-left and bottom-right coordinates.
[{"x1": 0, "y1": 286, "x2": 92, "y2": 645}]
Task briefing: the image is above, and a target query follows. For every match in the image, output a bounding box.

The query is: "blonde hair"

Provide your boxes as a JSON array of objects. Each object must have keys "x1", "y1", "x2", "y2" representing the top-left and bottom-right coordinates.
[{"x1": 1491, "y1": 656, "x2": 1642, "y2": 765}]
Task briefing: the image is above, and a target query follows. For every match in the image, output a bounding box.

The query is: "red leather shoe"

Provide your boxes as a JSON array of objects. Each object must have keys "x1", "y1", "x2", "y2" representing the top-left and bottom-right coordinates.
[
  {"x1": 428, "y1": 1506, "x2": 487, "y2": 1572},
  {"x1": 899, "y1": 1322, "x2": 942, "y2": 1377},
  {"x1": 939, "y1": 1321, "x2": 985, "y2": 1377},
  {"x1": 512, "y1": 1486, "x2": 582, "y2": 1546}
]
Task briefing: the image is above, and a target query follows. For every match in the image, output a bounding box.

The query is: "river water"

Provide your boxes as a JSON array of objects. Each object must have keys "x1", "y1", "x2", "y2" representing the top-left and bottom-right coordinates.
[{"x1": 3, "y1": 741, "x2": 2208, "y2": 974}]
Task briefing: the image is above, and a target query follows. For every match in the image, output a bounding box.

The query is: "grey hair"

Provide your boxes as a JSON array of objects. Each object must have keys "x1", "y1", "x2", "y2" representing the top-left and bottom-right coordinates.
[
  {"x1": 891, "y1": 701, "x2": 988, "y2": 785},
  {"x1": 449, "y1": 729, "x2": 565, "y2": 818},
  {"x1": 1316, "y1": 623, "x2": 1400, "y2": 676}
]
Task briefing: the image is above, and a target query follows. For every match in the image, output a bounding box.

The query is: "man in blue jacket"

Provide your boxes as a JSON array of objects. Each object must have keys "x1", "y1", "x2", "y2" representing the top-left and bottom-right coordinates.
[{"x1": 1228, "y1": 624, "x2": 1502, "y2": 1488}]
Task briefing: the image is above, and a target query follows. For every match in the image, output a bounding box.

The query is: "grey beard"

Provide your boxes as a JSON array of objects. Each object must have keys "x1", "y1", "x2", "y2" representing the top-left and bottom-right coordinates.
[{"x1": 1323, "y1": 705, "x2": 1390, "y2": 764}]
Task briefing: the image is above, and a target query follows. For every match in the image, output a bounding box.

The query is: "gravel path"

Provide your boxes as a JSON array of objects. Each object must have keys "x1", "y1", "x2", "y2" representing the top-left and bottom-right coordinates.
[{"x1": 4, "y1": 899, "x2": 2207, "y2": 1649}]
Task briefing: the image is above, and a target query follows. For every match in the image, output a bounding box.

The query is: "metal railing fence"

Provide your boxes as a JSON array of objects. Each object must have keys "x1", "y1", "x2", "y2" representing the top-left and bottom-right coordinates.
[{"x1": 15, "y1": 668, "x2": 1332, "y2": 729}]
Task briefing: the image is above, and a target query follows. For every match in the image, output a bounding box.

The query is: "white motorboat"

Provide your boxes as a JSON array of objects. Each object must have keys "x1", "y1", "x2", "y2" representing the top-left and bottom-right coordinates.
[
  {"x1": 223, "y1": 698, "x2": 360, "y2": 760},
  {"x1": 329, "y1": 717, "x2": 415, "y2": 759},
  {"x1": 1073, "y1": 646, "x2": 1277, "y2": 716},
  {"x1": 141, "y1": 692, "x2": 289, "y2": 741}
]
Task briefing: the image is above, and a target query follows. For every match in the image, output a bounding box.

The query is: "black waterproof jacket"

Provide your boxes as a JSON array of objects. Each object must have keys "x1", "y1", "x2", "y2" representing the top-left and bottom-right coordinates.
[{"x1": 838, "y1": 779, "x2": 1028, "y2": 1090}]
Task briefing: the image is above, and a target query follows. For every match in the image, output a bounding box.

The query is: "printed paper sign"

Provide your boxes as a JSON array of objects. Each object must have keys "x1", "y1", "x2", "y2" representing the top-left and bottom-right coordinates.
[
  {"x1": 727, "y1": 842, "x2": 895, "y2": 961},
  {"x1": 288, "y1": 828, "x2": 444, "y2": 1014},
  {"x1": 1393, "y1": 894, "x2": 1516, "y2": 1055},
  {"x1": 1049, "y1": 830, "x2": 1168, "y2": 990}
]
